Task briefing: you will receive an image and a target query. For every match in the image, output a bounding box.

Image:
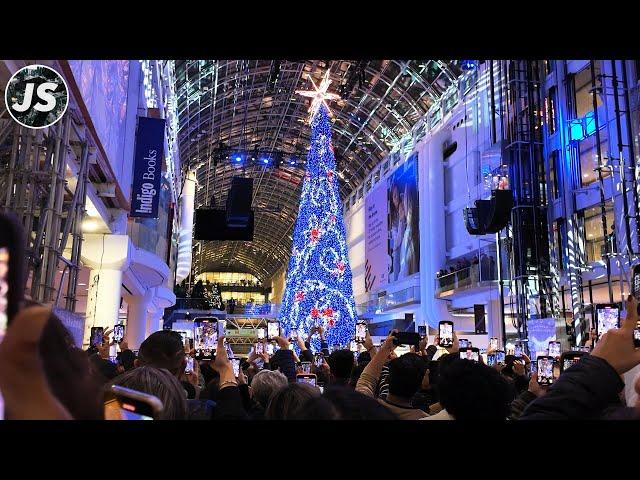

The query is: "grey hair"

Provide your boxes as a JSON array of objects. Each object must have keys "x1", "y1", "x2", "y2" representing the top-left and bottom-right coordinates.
[
  {"x1": 251, "y1": 369, "x2": 289, "y2": 407},
  {"x1": 112, "y1": 366, "x2": 187, "y2": 420}
]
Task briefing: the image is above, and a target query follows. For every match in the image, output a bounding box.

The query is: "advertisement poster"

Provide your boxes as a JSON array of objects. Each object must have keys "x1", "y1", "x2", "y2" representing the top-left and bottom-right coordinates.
[
  {"x1": 527, "y1": 317, "x2": 557, "y2": 360},
  {"x1": 387, "y1": 153, "x2": 420, "y2": 283},
  {"x1": 364, "y1": 182, "x2": 388, "y2": 292}
]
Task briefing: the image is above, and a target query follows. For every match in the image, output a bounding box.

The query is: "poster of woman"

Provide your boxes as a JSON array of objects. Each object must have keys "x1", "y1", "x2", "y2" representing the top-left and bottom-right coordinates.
[{"x1": 388, "y1": 153, "x2": 420, "y2": 282}]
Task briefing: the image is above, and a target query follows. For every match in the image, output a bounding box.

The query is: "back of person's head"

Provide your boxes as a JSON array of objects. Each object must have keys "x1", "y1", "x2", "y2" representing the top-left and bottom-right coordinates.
[
  {"x1": 312, "y1": 364, "x2": 330, "y2": 386},
  {"x1": 438, "y1": 358, "x2": 511, "y2": 421},
  {"x1": 251, "y1": 369, "x2": 288, "y2": 408},
  {"x1": 349, "y1": 362, "x2": 368, "y2": 388},
  {"x1": 265, "y1": 383, "x2": 320, "y2": 420},
  {"x1": 38, "y1": 310, "x2": 103, "y2": 419},
  {"x1": 138, "y1": 331, "x2": 185, "y2": 376},
  {"x1": 425, "y1": 345, "x2": 438, "y2": 361},
  {"x1": 112, "y1": 366, "x2": 187, "y2": 420},
  {"x1": 327, "y1": 349, "x2": 355, "y2": 382},
  {"x1": 357, "y1": 351, "x2": 371, "y2": 364},
  {"x1": 320, "y1": 386, "x2": 397, "y2": 420},
  {"x1": 387, "y1": 353, "x2": 428, "y2": 399},
  {"x1": 292, "y1": 396, "x2": 340, "y2": 420},
  {"x1": 118, "y1": 349, "x2": 136, "y2": 372}
]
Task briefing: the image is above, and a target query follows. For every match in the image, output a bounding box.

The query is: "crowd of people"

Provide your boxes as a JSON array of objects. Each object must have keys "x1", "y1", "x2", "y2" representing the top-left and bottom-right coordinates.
[{"x1": 1, "y1": 296, "x2": 639, "y2": 420}]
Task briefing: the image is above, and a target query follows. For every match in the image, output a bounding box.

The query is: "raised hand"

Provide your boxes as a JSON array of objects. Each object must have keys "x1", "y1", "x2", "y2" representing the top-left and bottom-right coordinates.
[{"x1": 592, "y1": 295, "x2": 640, "y2": 374}]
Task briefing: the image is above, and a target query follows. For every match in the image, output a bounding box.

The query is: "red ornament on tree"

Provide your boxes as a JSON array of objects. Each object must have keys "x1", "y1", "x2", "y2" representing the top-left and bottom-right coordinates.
[
  {"x1": 294, "y1": 291, "x2": 305, "y2": 302},
  {"x1": 310, "y1": 227, "x2": 320, "y2": 243},
  {"x1": 327, "y1": 170, "x2": 334, "y2": 182},
  {"x1": 327, "y1": 318, "x2": 336, "y2": 327},
  {"x1": 335, "y1": 261, "x2": 345, "y2": 273},
  {"x1": 323, "y1": 307, "x2": 334, "y2": 317},
  {"x1": 310, "y1": 307, "x2": 320, "y2": 318},
  {"x1": 329, "y1": 214, "x2": 336, "y2": 223}
]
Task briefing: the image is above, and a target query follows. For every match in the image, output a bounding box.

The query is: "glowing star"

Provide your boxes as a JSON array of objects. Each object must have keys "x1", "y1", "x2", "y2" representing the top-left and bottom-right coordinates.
[{"x1": 296, "y1": 70, "x2": 341, "y2": 121}]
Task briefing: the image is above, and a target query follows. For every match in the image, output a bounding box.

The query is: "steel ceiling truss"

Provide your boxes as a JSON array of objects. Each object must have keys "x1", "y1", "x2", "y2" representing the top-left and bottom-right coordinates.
[{"x1": 174, "y1": 60, "x2": 464, "y2": 282}]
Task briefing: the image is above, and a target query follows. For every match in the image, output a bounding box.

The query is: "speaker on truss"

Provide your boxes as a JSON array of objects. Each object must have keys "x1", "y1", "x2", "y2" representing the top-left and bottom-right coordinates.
[
  {"x1": 464, "y1": 189, "x2": 513, "y2": 235},
  {"x1": 226, "y1": 177, "x2": 253, "y2": 227},
  {"x1": 194, "y1": 208, "x2": 254, "y2": 241}
]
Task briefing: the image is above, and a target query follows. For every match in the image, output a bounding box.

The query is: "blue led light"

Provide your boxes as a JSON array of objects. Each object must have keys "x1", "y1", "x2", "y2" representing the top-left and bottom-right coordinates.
[
  {"x1": 278, "y1": 105, "x2": 357, "y2": 350},
  {"x1": 461, "y1": 60, "x2": 476, "y2": 71},
  {"x1": 235, "y1": 156, "x2": 242, "y2": 162},
  {"x1": 569, "y1": 118, "x2": 585, "y2": 142}
]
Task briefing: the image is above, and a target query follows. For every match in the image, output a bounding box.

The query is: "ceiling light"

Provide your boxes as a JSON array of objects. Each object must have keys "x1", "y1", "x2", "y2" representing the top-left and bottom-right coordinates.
[{"x1": 82, "y1": 219, "x2": 99, "y2": 232}]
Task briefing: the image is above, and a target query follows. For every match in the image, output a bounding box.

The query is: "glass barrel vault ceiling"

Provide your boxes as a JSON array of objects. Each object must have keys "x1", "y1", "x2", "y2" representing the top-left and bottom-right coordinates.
[{"x1": 174, "y1": 60, "x2": 465, "y2": 282}]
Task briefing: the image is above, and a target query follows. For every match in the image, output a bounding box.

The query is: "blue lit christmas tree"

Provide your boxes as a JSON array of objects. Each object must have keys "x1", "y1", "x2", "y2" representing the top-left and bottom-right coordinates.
[{"x1": 279, "y1": 72, "x2": 358, "y2": 348}]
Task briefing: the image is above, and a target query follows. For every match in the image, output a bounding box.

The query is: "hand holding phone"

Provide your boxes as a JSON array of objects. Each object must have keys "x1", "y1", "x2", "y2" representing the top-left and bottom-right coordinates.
[
  {"x1": 296, "y1": 374, "x2": 317, "y2": 386},
  {"x1": 438, "y1": 321, "x2": 454, "y2": 348},
  {"x1": 355, "y1": 321, "x2": 367, "y2": 343},
  {"x1": 536, "y1": 356, "x2": 556, "y2": 386}
]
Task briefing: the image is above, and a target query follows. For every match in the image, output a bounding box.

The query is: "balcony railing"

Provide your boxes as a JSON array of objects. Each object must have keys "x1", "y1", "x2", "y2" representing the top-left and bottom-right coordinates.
[
  {"x1": 168, "y1": 298, "x2": 276, "y2": 316},
  {"x1": 435, "y1": 263, "x2": 498, "y2": 295},
  {"x1": 358, "y1": 285, "x2": 421, "y2": 315}
]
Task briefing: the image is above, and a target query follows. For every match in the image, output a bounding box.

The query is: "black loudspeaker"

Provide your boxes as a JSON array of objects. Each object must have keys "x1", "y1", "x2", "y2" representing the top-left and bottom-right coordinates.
[
  {"x1": 464, "y1": 189, "x2": 513, "y2": 235},
  {"x1": 194, "y1": 209, "x2": 254, "y2": 241},
  {"x1": 226, "y1": 177, "x2": 253, "y2": 227},
  {"x1": 474, "y1": 304, "x2": 486, "y2": 334}
]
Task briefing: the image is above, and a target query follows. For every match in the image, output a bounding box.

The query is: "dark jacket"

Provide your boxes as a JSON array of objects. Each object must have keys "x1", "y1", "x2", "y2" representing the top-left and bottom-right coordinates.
[
  {"x1": 213, "y1": 386, "x2": 248, "y2": 420},
  {"x1": 520, "y1": 355, "x2": 625, "y2": 420}
]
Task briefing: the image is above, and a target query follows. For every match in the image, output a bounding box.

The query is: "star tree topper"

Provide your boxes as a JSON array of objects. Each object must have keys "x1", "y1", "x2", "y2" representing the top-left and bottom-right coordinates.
[{"x1": 296, "y1": 70, "x2": 341, "y2": 121}]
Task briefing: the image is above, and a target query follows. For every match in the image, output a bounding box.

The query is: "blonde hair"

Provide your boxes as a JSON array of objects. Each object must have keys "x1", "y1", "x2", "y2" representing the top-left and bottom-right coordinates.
[{"x1": 112, "y1": 366, "x2": 187, "y2": 420}]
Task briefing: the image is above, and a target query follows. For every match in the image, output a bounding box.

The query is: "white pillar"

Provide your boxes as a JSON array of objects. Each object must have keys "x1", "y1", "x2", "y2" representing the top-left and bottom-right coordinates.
[
  {"x1": 146, "y1": 308, "x2": 163, "y2": 338},
  {"x1": 81, "y1": 234, "x2": 130, "y2": 348},
  {"x1": 84, "y1": 269, "x2": 123, "y2": 345},
  {"x1": 126, "y1": 292, "x2": 153, "y2": 350}
]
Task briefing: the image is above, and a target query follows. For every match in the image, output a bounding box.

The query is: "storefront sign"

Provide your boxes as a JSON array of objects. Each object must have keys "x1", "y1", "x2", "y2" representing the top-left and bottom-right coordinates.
[{"x1": 131, "y1": 116, "x2": 166, "y2": 218}]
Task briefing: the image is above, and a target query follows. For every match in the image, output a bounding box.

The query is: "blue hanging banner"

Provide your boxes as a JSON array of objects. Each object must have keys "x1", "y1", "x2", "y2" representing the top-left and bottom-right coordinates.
[{"x1": 130, "y1": 116, "x2": 166, "y2": 218}]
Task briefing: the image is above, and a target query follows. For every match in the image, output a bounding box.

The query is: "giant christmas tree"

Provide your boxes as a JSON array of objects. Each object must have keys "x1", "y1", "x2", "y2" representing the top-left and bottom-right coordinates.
[{"x1": 279, "y1": 72, "x2": 358, "y2": 348}]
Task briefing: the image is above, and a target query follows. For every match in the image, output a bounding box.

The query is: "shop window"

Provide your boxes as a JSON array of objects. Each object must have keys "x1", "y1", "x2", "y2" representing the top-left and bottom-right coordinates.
[
  {"x1": 574, "y1": 63, "x2": 602, "y2": 119},
  {"x1": 544, "y1": 87, "x2": 557, "y2": 135},
  {"x1": 579, "y1": 128, "x2": 610, "y2": 186},
  {"x1": 581, "y1": 202, "x2": 615, "y2": 263}
]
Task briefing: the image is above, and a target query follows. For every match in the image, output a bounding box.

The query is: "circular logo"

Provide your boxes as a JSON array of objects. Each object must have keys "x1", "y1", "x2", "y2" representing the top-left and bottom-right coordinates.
[{"x1": 4, "y1": 64, "x2": 69, "y2": 129}]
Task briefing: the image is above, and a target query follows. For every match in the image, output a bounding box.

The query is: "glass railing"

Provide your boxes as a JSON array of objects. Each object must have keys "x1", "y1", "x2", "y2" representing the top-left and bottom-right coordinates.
[
  {"x1": 435, "y1": 263, "x2": 498, "y2": 294},
  {"x1": 169, "y1": 298, "x2": 276, "y2": 316},
  {"x1": 358, "y1": 286, "x2": 421, "y2": 315}
]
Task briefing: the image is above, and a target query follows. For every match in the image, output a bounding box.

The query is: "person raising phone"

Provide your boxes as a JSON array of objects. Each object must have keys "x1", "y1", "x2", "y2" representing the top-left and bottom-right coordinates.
[{"x1": 521, "y1": 295, "x2": 640, "y2": 420}]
